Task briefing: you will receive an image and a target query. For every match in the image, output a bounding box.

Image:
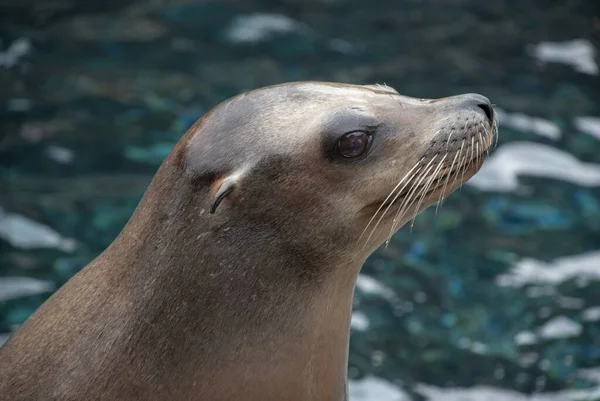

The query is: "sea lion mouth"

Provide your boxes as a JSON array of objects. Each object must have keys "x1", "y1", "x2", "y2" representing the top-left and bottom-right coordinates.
[
  {"x1": 384, "y1": 149, "x2": 486, "y2": 205},
  {"x1": 360, "y1": 116, "x2": 498, "y2": 246},
  {"x1": 373, "y1": 152, "x2": 481, "y2": 211}
]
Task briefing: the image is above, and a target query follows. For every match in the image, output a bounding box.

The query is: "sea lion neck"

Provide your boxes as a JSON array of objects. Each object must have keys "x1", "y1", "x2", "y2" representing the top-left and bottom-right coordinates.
[{"x1": 100, "y1": 158, "x2": 358, "y2": 401}]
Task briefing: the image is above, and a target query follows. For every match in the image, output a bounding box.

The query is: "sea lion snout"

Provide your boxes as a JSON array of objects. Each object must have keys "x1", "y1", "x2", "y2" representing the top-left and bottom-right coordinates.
[
  {"x1": 454, "y1": 93, "x2": 494, "y2": 122},
  {"x1": 440, "y1": 93, "x2": 494, "y2": 123}
]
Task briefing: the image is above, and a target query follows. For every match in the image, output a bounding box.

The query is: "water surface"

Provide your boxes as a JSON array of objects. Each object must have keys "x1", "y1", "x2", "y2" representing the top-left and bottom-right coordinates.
[{"x1": 1, "y1": 1, "x2": 599, "y2": 400}]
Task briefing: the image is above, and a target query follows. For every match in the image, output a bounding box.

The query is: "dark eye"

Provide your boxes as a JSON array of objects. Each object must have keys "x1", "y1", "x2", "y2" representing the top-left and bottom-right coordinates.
[{"x1": 337, "y1": 131, "x2": 371, "y2": 158}]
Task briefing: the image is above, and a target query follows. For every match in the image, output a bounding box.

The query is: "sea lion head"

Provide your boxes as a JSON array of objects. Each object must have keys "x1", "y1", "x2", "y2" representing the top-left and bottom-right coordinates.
[{"x1": 177, "y1": 82, "x2": 497, "y2": 272}]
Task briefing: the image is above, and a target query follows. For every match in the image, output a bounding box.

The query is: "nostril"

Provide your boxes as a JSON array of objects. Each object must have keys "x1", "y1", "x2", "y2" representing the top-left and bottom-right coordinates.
[{"x1": 477, "y1": 103, "x2": 493, "y2": 122}]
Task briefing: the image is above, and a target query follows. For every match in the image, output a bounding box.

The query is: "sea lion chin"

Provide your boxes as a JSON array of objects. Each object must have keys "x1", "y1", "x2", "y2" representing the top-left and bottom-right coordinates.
[{"x1": 0, "y1": 81, "x2": 498, "y2": 401}]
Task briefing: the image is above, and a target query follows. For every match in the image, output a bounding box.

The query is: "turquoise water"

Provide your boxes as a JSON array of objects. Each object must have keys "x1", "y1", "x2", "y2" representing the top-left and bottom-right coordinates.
[{"x1": 1, "y1": 1, "x2": 599, "y2": 400}]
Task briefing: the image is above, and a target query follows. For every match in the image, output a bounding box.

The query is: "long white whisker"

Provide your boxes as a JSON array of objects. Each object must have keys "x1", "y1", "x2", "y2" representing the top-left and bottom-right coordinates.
[
  {"x1": 437, "y1": 150, "x2": 461, "y2": 211},
  {"x1": 412, "y1": 154, "x2": 447, "y2": 227},
  {"x1": 380, "y1": 165, "x2": 431, "y2": 247},
  {"x1": 467, "y1": 136, "x2": 475, "y2": 171},
  {"x1": 446, "y1": 128, "x2": 455, "y2": 151},
  {"x1": 493, "y1": 119, "x2": 499, "y2": 150},
  {"x1": 480, "y1": 122, "x2": 491, "y2": 157},
  {"x1": 478, "y1": 128, "x2": 488, "y2": 159},
  {"x1": 458, "y1": 148, "x2": 470, "y2": 191},
  {"x1": 480, "y1": 123, "x2": 488, "y2": 145},
  {"x1": 452, "y1": 139, "x2": 467, "y2": 191},
  {"x1": 458, "y1": 139, "x2": 467, "y2": 190},
  {"x1": 392, "y1": 157, "x2": 438, "y2": 225},
  {"x1": 387, "y1": 156, "x2": 439, "y2": 242},
  {"x1": 359, "y1": 162, "x2": 423, "y2": 245},
  {"x1": 475, "y1": 131, "x2": 481, "y2": 168}
]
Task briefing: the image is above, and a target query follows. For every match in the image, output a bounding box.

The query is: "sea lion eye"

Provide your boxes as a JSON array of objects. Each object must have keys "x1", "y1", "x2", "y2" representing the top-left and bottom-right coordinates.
[{"x1": 337, "y1": 131, "x2": 371, "y2": 158}]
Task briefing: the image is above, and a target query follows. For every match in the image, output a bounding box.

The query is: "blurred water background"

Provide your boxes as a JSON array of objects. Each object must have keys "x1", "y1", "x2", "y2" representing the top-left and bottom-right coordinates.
[{"x1": 1, "y1": 1, "x2": 599, "y2": 400}]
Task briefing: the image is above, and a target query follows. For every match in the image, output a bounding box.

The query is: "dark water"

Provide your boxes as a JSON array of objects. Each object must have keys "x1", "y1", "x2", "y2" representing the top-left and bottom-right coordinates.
[{"x1": 1, "y1": 1, "x2": 599, "y2": 399}]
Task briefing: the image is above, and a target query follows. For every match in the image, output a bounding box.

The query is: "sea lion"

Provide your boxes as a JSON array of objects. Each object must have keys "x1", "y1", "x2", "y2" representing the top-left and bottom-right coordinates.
[{"x1": 0, "y1": 82, "x2": 498, "y2": 401}]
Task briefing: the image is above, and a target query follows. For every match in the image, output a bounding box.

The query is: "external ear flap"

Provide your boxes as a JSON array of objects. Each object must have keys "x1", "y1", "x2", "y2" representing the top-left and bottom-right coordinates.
[{"x1": 210, "y1": 177, "x2": 237, "y2": 214}]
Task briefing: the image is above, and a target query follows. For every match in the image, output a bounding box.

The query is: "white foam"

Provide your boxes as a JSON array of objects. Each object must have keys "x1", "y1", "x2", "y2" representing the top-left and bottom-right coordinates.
[
  {"x1": 350, "y1": 379, "x2": 600, "y2": 401},
  {"x1": 351, "y1": 311, "x2": 370, "y2": 331},
  {"x1": 328, "y1": 38, "x2": 355, "y2": 54},
  {"x1": 468, "y1": 142, "x2": 600, "y2": 192},
  {"x1": 348, "y1": 376, "x2": 410, "y2": 401},
  {"x1": 7, "y1": 98, "x2": 32, "y2": 112},
  {"x1": 355, "y1": 274, "x2": 396, "y2": 300},
  {"x1": 574, "y1": 116, "x2": 600, "y2": 140},
  {"x1": 457, "y1": 337, "x2": 489, "y2": 354},
  {"x1": 0, "y1": 277, "x2": 54, "y2": 302},
  {"x1": 582, "y1": 307, "x2": 600, "y2": 322},
  {"x1": 417, "y1": 384, "x2": 600, "y2": 401},
  {"x1": 528, "y1": 39, "x2": 598, "y2": 75},
  {"x1": 225, "y1": 13, "x2": 305, "y2": 43},
  {"x1": 514, "y1": 330, "x2": 538, "y2": 346},
  {"x1": 525, "y1": 286, "x2": 555, "y2": 298},
  {"x1": 538, "y1": 316, "x2": 582, "y2": 340},
  {"x1": 577, "y1": 367, "x2": 600, "y2": 384},
  {"x1": 0, "y1": 37, "x2": 31, "y2": 68},
  {"x1": 496, "y1": 251, "x2": 600, "y2": 288},
  {"x1": 0, "y1": 208, "x2": 76, "y2": 252},
  {"x1": 557, "y1": 296, "x2": 584, "y2": 309},
  {"x1": 495, "y1": 108, "x2": 561, "y2": 140},
  {"x1": 47, "y1": 145, "x2": 75, "y2": 164}
]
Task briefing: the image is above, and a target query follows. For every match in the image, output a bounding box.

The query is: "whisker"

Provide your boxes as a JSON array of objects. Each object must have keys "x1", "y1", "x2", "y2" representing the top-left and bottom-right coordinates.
[
  {"x1": 436, "y1": 150, "x2": 461, "y2": 212},
  {"x1": 478, "y1": 128, "x2": 488, "y2": 159},
  {"x1": 458, "y1": 139, "x2": 467, "y2": 190},
  {"x1": 445, "y1": 119, "x2": 459, "y2": 151},
  {"x1": 459, "y1": 151, "x2": 469, "y2": 191},
  {"x1": 480, "y1": 122, "x2": 488, "y2": 150},
  {"x1": 360, "y1": 113, "x2": 498, "y2": 250},
  {"x1": 386, "y1": 157, "x2": 439, "y2": 243},
  {"x1": 493, "y1": 119, "x2": 499, "y2": 150},
  {"x1": 359, "y1": 162, "x2": 423, "y2": 246},
  {"x1": 446, "y1": 130, "x2": 454, "y2": 150},
  {"x1": 381, "y1": 166, "x2": 432, "y2": 246},
  {"x1": 411, "y1": 153, "x2": 447, "y2": 229},
  {"x1": 476, "y1": 140, "x2": 480, "y2": 169},
  {"x1": 467, "y1": 136, "x2": 475, "y2": 172},
  {"x1": 452, "y1": 141, "x2": 467, "y2": 192},
  {"x1": 449, "y1": 120, "x2": 458, "y2": 133}
]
